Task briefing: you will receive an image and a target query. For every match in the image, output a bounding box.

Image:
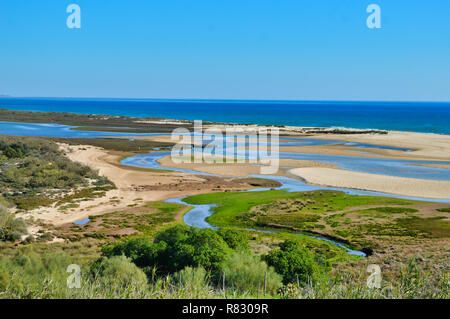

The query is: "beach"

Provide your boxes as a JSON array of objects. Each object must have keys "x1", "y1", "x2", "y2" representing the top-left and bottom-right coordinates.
[
  {"x1": 311, "y1": 130, "x2": 450, "y2": 161},
  {"x1": 130, "y1": 129, "x2": 450, "y2": 199},
  {"x1": 289, "y1": 167, "x2": 450, "y2": 199}
]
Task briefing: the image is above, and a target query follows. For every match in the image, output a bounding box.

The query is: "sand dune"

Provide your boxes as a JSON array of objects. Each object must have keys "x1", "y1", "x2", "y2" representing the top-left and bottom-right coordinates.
[{"x1": 313, "y1": 131, "x2": 450, "y2": 161}]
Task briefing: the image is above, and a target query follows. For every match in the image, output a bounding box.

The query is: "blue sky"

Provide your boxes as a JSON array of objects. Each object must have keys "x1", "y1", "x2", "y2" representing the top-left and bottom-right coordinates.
[{"x1": 1, "y1": 0, "x2": 449, "y2": 101}]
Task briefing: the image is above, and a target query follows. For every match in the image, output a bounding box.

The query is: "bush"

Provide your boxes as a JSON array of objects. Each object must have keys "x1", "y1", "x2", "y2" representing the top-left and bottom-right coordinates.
[
  {"x1": 223, "y1": 252, "x2": 282, "y2": 294},
  {"x1": 104, "y1": 225, "x2": 232, "y2": 275},
  {"x1": 0, "y1": 248, "x2": 74, "y2": 297},
  {"x1": 0, "y1": 136, "x2": 114, "y2": 210},
  {"x1": 175, "y1": 266, "x2": 210, "y2": 289},
  {"x1": 0, "y1": 203, "x2": 27, "y2": 241},
  {"x1": 265, "y1": 240, "x2": 325, "y2": 285},
  {"x1": 217, "y1": 228, "x2": 250, "y2": 251},
  {"x1": 102, "y1": 237, "x2": 164, "y2": 273},
  {"x1": 90, "y1": 256, "x2": 148, "y2": 290},
  {"x1": 1, "y1": 142, "x2": 30, "y2": 159}
]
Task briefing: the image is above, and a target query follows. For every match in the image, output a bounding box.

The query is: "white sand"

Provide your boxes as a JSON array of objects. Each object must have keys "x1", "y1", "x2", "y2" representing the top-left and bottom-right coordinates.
[{"x1": 289, "y1": 167, "x2": 450, "y2": 199}]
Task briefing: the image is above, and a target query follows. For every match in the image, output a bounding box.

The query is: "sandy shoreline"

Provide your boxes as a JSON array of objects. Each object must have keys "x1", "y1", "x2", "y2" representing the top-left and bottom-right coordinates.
[
  {"x1": 289, "y1": 167, "x2": 450, "y2": 199},
  {"x1": 310, "y1": 130, "x2": 450, "y2": 161},
  {"x1": 18, "y1": 145, "x2": 266, "y2": 227},
  {"x1": 132, "y1": 129, "x2": 450, "y2": 162},
  {"x1": 157, "y1": 155, "x2": 336, "y2": 177},
  {"x1": 132, "y1": 128, "x2": 450, "y2": 200},
  {"x1": 14, "y1": 121, "x2": 450, "y2": 234}
]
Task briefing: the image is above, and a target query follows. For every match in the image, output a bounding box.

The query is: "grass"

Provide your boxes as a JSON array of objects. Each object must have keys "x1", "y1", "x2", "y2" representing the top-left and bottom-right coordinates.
[
  {"x1": 245, "y1": 228, "x2": 361, "y2": 264},
  {"x1": 70, "y1": 126, "x2": 168, "y2": 133},
  {"x1": 0, "y1": 196, "x2": 448, "y2": 299},
  {"x1": 45, "y1": 137, "x2": 173, "y2": 153},
  {"x1": 55, "y1": 201, "x2": 187, "y2": 241},
  {"x1": 362, "y1": 207, "x2": 418, "y2": 214},
  {"x1": 55, "y1": 185, "x2": 115, "y2": 207},
  {"x1": 0, "y1": 247, "x2": 447, "y2": 299},
  {"x1": 396, "y1": 216, "x2": 450, "y2": 238},
  {"x1": 183, "y1": 189, "x2": 413, "y2": 228},
  {"x1": 0, "y1": 109, "x2": 194, "y2": 132},
  {"x1": 183, "y1": 189, "x2": 450, "y2": 252}
]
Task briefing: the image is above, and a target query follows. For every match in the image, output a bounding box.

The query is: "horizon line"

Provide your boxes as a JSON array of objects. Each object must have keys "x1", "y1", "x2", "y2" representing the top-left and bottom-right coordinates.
[{"x1": 1, "y1": 96, "x2": 450, "y2": 104}]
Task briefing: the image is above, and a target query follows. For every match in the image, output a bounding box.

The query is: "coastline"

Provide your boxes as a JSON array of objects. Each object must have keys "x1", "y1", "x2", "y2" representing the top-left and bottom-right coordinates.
[
  {"x1": 3, "y1": 109, "x2": 450, "y2": 230},
  {"x1": 2, "y1": 107, "x2": 450, "y2": 137},
  {"x1": 289, "y1": 167, "x2": 450, "y2": 199},
  {"x1": 2, "y1": 98, "x2": 450, "y2": 135},
  {"x1": 17, "y1": 144, "x2": 279, "y2": 227}
]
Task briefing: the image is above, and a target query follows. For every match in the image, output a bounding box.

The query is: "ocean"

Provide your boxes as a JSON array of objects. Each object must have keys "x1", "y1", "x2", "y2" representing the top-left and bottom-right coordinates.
[{"x1": 1, "y1": 98, "x2": 449, "y2": 135}]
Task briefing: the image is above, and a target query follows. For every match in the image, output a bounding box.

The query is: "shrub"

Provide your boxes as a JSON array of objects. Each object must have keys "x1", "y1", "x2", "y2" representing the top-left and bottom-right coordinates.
[
  {"x1": 104, "y1": 225, "x2": 232, "y2": 275},
  {"x1": 0, "y1": 203, "x2": 27, "y2": 241},
  {"x1": 175, "y1": 266, "x2": 210, "y2": 290},
  {"x1": 0, "y1": 136, "x2": 114, "y2": 210},
  {"x1": 182, "y1": 228, "x2": 232, "y2": 273},
  {"x1": 265, "y1": 240, "x2": 325, "y2": 285},
  {"x1": 90, "y1": 256, "x2": 148, "y2": 290},
  {"x1": 102, "y1": 237, "x2": 164, "y2": 273},
  {"x1": 1, "y1": 142, "x2": 30, "y2": 159},
  {"x1": 217, "y1": 228, "x2": 250, "y2": 251},
  {"x1": 223, "y1": 251, "x2": 282, "y2": 294},
  {"x1": 0, "y1": 248, "x2": 74, "y2": 297}
]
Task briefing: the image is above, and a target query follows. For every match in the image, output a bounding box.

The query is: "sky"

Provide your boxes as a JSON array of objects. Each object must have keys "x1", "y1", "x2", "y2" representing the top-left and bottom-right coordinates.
[{"x1": 1, "y1": 0, "x2": 449, "y2": 101}]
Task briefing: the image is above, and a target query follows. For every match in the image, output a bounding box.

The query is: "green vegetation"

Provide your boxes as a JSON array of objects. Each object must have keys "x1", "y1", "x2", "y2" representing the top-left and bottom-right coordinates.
[
  {"x1": 100, "y1": 225, "x2": 323, "y2": 292},
  {"x1": 181, "y1": 189, "x2": 450, "y2": 277},
  {"x1": 71, "y1": 126, "x2": 164, "y2": 134},
  {"x1": 360, "y1": 207, "x2": 418, "y2": 214},
  {"x1": 0, "y1": 199, "x2": 27, "y2": 241},
  {"x1": 45, "y1": 137, "x2": 173, "y2": 152},
  {"x1": 0, "y1": 118, "x2": 447, "y2": 299},
  {"x1": 56, "y1": 201, "x2": 186, "y2": 241},
  {"x1": 103, "y1": 225, "x2": 233, "y2": 276},
  {"x1": 395, "y1": 216, "x2": 450, "y2": 238},
  {"x1": 0, "y1": 226, "x2": 447, "y2": 298},
  {"x1": 0, "y1": 140, "x2": 30, "y2": 159},
  {"x1": 0, "y1": 109, "x2": 193, "y2": 132},
  {"x1": 265, "y1": 240, "x2": 327, "y2": 284},
  {"x1": 90, "y1": 256, "x2": 149, "y2": 290},
  {"x1": 217, "y1": 227, "x2": 250, "y2": 251},
  {"x1": 222, "y1": 252, "x2": 282, "y2": 294},
  {"x1": 183, "y1": 189, "x2": 412, "y2": 228},
  {"x1": 100, "y1": 225, "x2": 342, "y2": 292},
  {"x1": 183, "y1": 190, "x2": 425, "y2": 249},
  {"x1": 0, "y1": 136, "x2": 114, "y2": 210}
]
